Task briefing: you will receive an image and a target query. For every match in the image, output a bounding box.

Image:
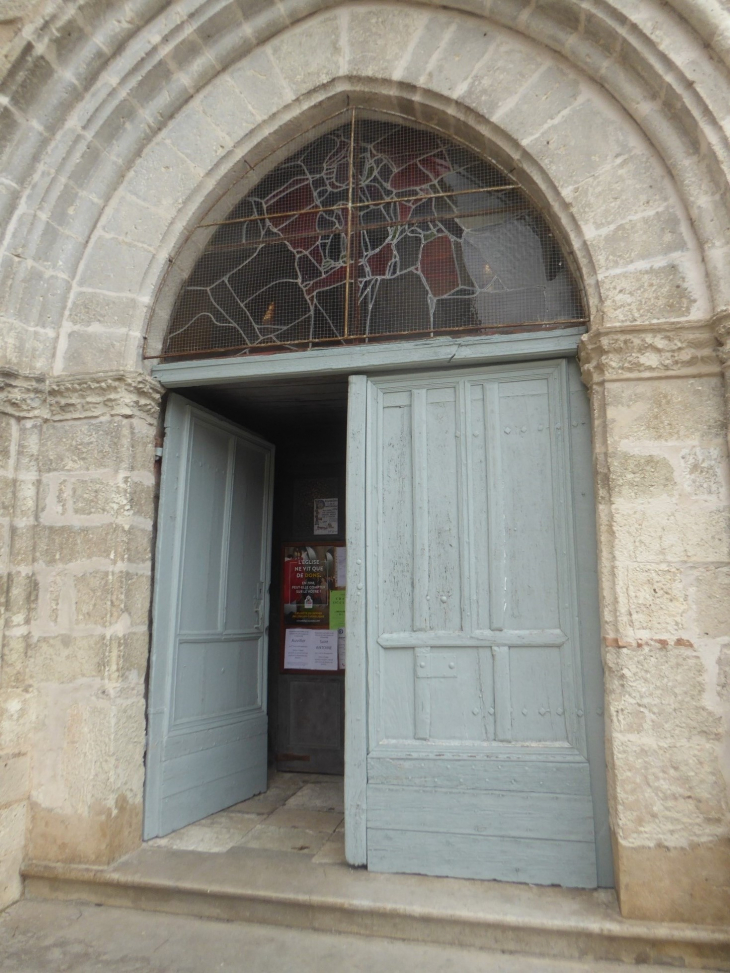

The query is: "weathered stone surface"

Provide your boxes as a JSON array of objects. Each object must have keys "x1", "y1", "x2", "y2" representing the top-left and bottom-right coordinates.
[
  {"x1": 692, "y1": 566, "x2": 730, "y2": 639},
  {"x1": 0, "y1": 803, "x2": 25, "y2": 910},
  {"x1": 608, "y1": 452, "x2": 677, "y2": 500},
  {"x1": 0, "y1": 753, "x2": 29, "y2": 808},
  {"x1": 614, "y1": 839, "x2": 730, "y2": 926}
]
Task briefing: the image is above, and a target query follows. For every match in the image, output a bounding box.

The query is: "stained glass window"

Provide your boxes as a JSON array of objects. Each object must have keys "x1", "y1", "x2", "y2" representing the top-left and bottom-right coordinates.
[{"x1": 158, "y1": 116, "x2": 584, "y2": 359}]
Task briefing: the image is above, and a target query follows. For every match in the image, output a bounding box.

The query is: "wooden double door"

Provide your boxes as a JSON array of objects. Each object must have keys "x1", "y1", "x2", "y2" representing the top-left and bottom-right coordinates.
[
  {"x1": 359, "y1": 358, "x2": 611, "y2": 888},
  {"x1": 145, "y1": 358, "x2": 611, "y2": 888}
]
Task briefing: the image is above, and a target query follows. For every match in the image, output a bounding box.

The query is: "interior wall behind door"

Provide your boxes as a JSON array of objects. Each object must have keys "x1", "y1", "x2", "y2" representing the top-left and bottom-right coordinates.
[{"x1": 269, "y1": 426, "x2": 347, "y2": 774}]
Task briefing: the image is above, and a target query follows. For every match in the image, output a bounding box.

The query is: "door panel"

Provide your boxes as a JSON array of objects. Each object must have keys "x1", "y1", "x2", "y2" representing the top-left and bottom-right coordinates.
[
  {"x1": 364, "y1": 360, "x2": 608, "y2": 888},
  {"x1": 144, "y1": 394, "x2": 274, "y2": 839}
]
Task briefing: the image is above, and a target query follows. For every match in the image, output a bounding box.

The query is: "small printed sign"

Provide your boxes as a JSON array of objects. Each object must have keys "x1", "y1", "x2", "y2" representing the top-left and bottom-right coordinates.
[{"x1": 313, "y1": 497, "x2": 338, "y2": 535}]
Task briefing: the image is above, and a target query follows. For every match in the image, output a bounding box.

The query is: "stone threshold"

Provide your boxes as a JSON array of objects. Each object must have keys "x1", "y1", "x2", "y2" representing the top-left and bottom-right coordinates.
[{"x1": 22, "y1": 850, "x2": 730, "y2": 970}]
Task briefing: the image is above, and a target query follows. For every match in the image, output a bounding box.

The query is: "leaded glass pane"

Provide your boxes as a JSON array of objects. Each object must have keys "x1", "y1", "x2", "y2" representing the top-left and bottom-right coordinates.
[{"x1": 160, "y1": 117, "x2": 584, "y2": 359}]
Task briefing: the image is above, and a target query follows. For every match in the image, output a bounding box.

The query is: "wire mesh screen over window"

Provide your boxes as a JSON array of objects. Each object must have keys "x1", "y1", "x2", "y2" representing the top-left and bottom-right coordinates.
[{"x1": 159, "y1": 115, "x2": 584, "y2": 359}]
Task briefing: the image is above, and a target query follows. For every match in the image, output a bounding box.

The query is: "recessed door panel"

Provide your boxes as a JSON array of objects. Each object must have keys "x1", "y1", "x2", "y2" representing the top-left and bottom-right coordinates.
[{"x1": 364, "y1": 360, "x2": 610, "y2": 888}]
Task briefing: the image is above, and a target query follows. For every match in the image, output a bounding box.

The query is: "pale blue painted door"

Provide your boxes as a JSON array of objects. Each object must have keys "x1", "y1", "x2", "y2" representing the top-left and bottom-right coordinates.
[
  {"x1": 144, "y1": 394, "x2": 274, "y2": 839},
  {"x1": 363, "y1": 359, "x2": 611, "y2": 888}
]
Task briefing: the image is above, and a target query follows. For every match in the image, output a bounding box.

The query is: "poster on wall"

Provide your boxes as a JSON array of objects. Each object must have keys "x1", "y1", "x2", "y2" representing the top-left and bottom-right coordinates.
[
  {"x1": 313, "y1": 498, "x2": 338, "y2": 535},
  {"x1": 281, "y1": 542, "x2": 345, "y2": 673}
]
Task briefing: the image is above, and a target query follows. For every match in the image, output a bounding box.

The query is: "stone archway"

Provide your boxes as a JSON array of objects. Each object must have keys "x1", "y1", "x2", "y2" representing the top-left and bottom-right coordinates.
[{"x1": 0, "y1": 0, "x2": 728, "y2": 924}]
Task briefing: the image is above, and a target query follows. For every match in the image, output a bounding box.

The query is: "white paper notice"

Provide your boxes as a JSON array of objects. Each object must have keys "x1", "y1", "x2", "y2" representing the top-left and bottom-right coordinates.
[
  {"x1": 335, "y1": 546, "x2": 347, "y2": 588},
  {"x1": 314, "y1": 498, "x2": 338, "y2": 535},
  {"x1": 284, "y1": 629, "x2": 311, "y2": 670},
  {"x1": 337, "y1": 628, "x2": 346, "y2": 670},
  {"x1": 311, "y1": 629, "x2": 338, "y2": 670},
  {"x1": 284, "y1": 628, "x2": 339, "y2": 671}
]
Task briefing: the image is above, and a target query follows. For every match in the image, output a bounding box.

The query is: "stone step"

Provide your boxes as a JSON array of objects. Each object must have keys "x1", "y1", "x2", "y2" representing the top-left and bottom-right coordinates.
[{"x1": 22, "y1": 848, "x2": 730, "y2": 971}]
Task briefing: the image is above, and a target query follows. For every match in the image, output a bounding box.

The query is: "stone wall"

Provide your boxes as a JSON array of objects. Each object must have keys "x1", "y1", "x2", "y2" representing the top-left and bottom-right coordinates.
[
  {"x1": 0, "y1": 0, "x2": 729, "y2": 925},
  {"x1": 580, "y1": 319, "x2": 730, "y2": 923},
  {"x1": 0, "y1": 370, "x2": 160, "y2": 907}
]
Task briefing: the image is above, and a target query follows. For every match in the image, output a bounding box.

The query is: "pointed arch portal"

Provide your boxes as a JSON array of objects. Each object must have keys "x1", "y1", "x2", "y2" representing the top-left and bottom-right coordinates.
[{"x1": 146, "y1": 112, "x2": 611, "y2": 890}]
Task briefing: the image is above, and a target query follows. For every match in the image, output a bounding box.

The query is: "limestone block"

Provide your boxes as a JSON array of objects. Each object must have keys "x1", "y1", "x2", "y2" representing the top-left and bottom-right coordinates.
[
  {"x1": 0, "y1": 752, "x2": 29, "y2": 808},
  {"x1": 116, "y1": 571, "x2": 152, "y2": 628},
  {"x1": 124, "y1": 138, "x2": 202, "y2": 215},
  {"x1": 0, "y1": 690, "x2": 33, "y2": 753},
  {"x1": 108, "y1": 631, "x2": 150, "y2": 681},
  {"x1": 497, "y1": 63, "x2": 581, "y2": 142},
  {"x1": 0, "y1": 803, "x2": 26, "y2": 911},
  {"x1": 6, "y1": 524, "x2": 34, "y2": 567},
  {"x1": 226, "y1": 46, "x2": 291, "y2": 122},
  {"x1": 27, "y1": 636, "x2": 106, "y2": 683},
  {"x1": 460, "y1": 38, "x2": 543, "y2": 121},
  {"x1": 615, "y1": 564, "x2": 689, "y2": 636},
  {"x1": 692, "y1": 566, "x2": 730, "y2": 638},
  {"x1": 343, "y1": 5, "x2": 427, "y2": 79},
  {"x1": 196, "y1": 77, "x2": 258, "y2": 146},
  {"x1": 611, "y1": 504, "x2": 730, "y2": 563},
  {"x1": 0, "y1": 0, "x2": 27, "y2": 19},
  {"x1": 5, "y1": 569, "x2": 35, "y2": 627},
  {"x1": 394, "y1": 12, "x2": 463, "y2": 89},
  {"x1": 164, "y1": 108, "x2": 233, "y2": 176},
  {"x1": 10, "y1": 477, "x2": 39, "y2": 521},
  {"x1": 611, "y1": 736, "x2": 727, "y2": 844},
  {"x1": 73, "y1": 571, "x2": 114, "y2": 628},
  {"x1": 607, "y1": 644, "x2": 721, "y2": 742},
  {"x1": 599, "y1": 263, "x2": 698, "y2": 325},
  {"x1": 564, "y1": 152, "x2": 672, "y2": 233},
  {"x1": 39, "y1": 418, "x2": 133, "y2": 475},
  {"x1": 76, "y1": 236, "x2": 153, "y2": 296},
  {"x1": 605, "y1": 377, "x2": 727, "y2": 444},
  {"x1": 129, "y1": 477, "x2": 155, "y2": 522},
  {"x1": 0, "y1": 415, "x2": 16, "y2": 472},
  {"x1": 608, "y1": 451, "x2": 677, "y2": 500},
  {"x1": 66, "y1": 292, "x2": 145, "y2": 330},
  {"x1": 719, "y1": 644, "x2": 730, "y2": 702},
  {"x1": 31, "y1": 524, "x2": 153, "y2": 566},
  {"x1": 0, "y1": 473, "x2": 13, "y2": 518},
  {"x1": 614, "y1": 838, "x2": 730, "y2": 925},
  {"x1": 679, "y1": 446, "x2": 726, "y2": 499},
  {"x1": 100, "y1": 195, "x2": 172, "y2": 253},
  {"x1": 70, "y1": 477, "x2": 130, "y2": 519},
  {"x1": 405, "y1": 16, "x2": 495, "y2": 96},
  {"x1": 524, "y1": 98, "x2": 636, "y2": 189},
  {"x1": 587, "y1": 209, "x2": 687, "y2": 274},
  {"x1": 269, "y1": 13, "x2": 342, "y2": 98}
]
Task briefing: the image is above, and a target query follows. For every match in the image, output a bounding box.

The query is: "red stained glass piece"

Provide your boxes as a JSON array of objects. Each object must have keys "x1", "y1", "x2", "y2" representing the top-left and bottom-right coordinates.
[
  {"x1": 367, "y1": 242, "x2": 394, "y2": 278},
  {"x1": 420, "y1": 235, "x2": 459, "y2": 297}
]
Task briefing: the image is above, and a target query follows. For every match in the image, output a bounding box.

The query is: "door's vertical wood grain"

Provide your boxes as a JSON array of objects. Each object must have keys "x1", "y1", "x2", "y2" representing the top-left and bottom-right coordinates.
[
  {"x1": 411, "y1": 388, "x2": 429, "y2": 632},
  {"x1": 414, "y1": 647, "x2": 431, "y2": 740},
  {"x1": 491, "y1": 644, "x2": 512, "y2": 741},
  {"x1": 484, "y1": 383, "x2": 506, "y2": 632},
  {"x1": 457, "y1": 380, "x2": 475, "y2": 633},
  {"x1": 345, "y1": 374, "x2": 368, "y2": 866}
]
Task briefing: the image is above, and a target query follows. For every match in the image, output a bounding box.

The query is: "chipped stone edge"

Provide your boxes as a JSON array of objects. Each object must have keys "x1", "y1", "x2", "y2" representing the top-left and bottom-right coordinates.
[
  {"x1": 578, "y1": 320, "x2": 723, "y2": 387},
  {"x1": 0, "y1": 370, "x2": 164, "y2": 423}
]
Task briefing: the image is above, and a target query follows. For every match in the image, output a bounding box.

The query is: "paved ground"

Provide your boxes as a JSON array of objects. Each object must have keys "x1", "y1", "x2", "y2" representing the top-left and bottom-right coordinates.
[
  {"x1": 0, "y1": 900, "x2": 721, "y2": 973},
  {"x1": 146, "y1": 771, "x2": 345, "y2": 861}
]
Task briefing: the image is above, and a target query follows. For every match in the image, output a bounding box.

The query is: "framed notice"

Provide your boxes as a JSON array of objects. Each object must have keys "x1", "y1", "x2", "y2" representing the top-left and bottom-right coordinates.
[{"x1": 280, "y1": 542, "x2": 346, "y2": 674}]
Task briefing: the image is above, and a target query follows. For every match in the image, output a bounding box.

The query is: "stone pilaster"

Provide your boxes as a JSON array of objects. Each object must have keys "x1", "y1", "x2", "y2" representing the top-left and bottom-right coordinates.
[
  {"x1": 0, "y1": 369, "x2": 162, "y2": 876},
  {"x1": 579, "y1": 322, "x2": 730, "y2": 924}
]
